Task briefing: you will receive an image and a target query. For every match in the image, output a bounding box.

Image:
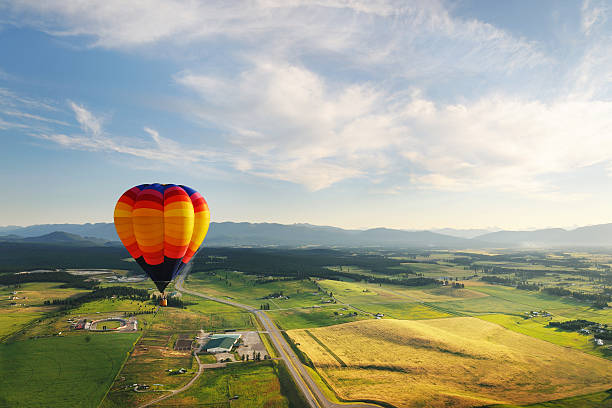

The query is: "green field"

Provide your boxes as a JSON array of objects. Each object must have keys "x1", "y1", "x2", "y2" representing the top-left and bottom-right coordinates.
[
  {"x1": 2, "y1": 246, "x2": 611, "y2": 408},
  {"x1": 433, "y1": 285, "x2": 590, "y2": 316},
  {"x1": 491, "y1": 388, "x2": 612, "y2": 407},
  {"x1": 350, "y1": 301, "x2": 452, "y2": 319},
  {"x1": 158, "y1": 360, "x2": 293, "y2": 407},
  {"x1": 181, "y1": 293, "x2": 255, "y2": 331},
  {"x1": 186, "y1": 270, "x2": 325, "y2": 309},
  {"x1": 0, "y1": 306, "x2": 50, "y2": 338},
  {"x1": 0, "y1": 333, "x2": 139, "y2": 407},
  {"x1": 0, "y1": 282, "x2": 90, "y2": 338},
  {"x1": 268, "y1": 305, "x2": 370, "y2": 330},
  {"x1": 101, "y1": 331, "x2": 196, "y2": 407},
  {"x1": 67, "y1": 298, "x2": 155, "y2": 315},
  {"x1": 478, "y1": 314, "x2": 611, "y2": 359},
  {"x1": 315, "y1": 279, "x2": 452, "y2": 320}
]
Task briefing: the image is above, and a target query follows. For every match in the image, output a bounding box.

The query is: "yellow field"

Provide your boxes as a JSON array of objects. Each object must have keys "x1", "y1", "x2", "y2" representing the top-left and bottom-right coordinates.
[{"x1": 288, "y1": 317, "x2": 612, "y2": 408}]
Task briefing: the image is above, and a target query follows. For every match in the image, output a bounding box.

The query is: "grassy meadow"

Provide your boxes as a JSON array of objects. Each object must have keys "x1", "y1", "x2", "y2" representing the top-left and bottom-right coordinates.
[
  {"x1": 0, "y1": 282, "x2": 89, "y2": 338},
  {"x1": 186, "y1": 270, "x2": 326, "y2": 309},
  {"x1": 156, "y1": 361, "x2": 293, "y2": 407},
  {"x1": 288, "y1": 317, "x2": 612, "y2": 408},
  {"x1": 0, "y1": 333, "x2": 139, "y2": 407},
  {"x1": 478, "y1": 314, "x2": 612, "y2": 359},
  {"x1": 490, "y1": 389, "x2": 612, "y2": 407},
  {"x1": 2, "y1": 246, "x2": 611, "y2": 407},
  {"x1": 268, "y1": 305, "x2": 370, "y2": 330}
]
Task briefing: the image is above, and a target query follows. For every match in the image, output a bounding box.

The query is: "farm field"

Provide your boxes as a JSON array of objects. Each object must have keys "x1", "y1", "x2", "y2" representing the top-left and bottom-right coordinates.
[
  {"x1": 491, "y1": 389, "x2": 612, "y2": 407},
  {"x1": 432, "y1": 286, "x2": 590, "y2": 316},
  {"x1": 317, "y1": 279, "x2": 454, "y2": 319},
  {"x1": 67, "y1": 298, "x2": 155, "y2": 315},
  {"x1": 317, "y1": 279, "x2": 388, "y2": 303},
  {"x1": 477, "y1": 314, "x2": 611, "y2": 359},
  {"x1": 0, "y1": 282, "x2": 91, "y2": 338},
  {"x1": 318, "y1": 278, "x2": 483, "y2": 305},
  {"x1": 156, "y1": 360, "x2": 293, "y2": 407},
  {"x1": 0, "y1": 305, "x2": 51, "y2": 338},
  {"x1": 288, "y1": 317, "x2": 612, "y2": 408},
  {"x1": 0, "y1": 282, "x2": 88, "y2": 307},
  {"x1": 402, "y1": 262, "x2": 470, "y2": 278},
  {"x1": 101, "y1": 330, "x2": 196, "y2": 407},
  {"x1": 267, "y1": 305, "x2": 370, "y2": 330},
  {"x1": 181, "y1": 293, "x2": 255, "y2": 331},
  {"x1": 186, "y1": 270, "x2": 326, "y2": 309},
  {"x1": 552, "y1": 306, "x2": 612, "y2": 325},
  {"x1": 0, "y1": 333, "x2": 139, "y2": 408},
  {"x1": 384, "y1": 284, "x2": 489, "y2": 302},
  {"x1": 350, "y1": 301, "x2": 452, "y2": 319}
]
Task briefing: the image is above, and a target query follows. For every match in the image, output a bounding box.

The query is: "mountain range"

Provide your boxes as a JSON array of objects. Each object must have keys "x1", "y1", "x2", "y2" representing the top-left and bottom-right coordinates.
[{"x1": 1, "y1": 222, "x2": 612, "y2": 248}]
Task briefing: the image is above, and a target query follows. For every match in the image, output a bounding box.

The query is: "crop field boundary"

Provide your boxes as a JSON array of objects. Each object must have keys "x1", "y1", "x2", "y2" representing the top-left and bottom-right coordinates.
[
  {"x1": 304, "y1": 330, "x2": 347, "y2": 367},
  {"x1": 421, "y1": 302, "x2": 467, "y2": 317},
  {"x1": 98, "y1": 306, "x2": 162, "y2": 408},
  {"x1": 306, "y1": 365, "x2": 399, "y2": 408}
]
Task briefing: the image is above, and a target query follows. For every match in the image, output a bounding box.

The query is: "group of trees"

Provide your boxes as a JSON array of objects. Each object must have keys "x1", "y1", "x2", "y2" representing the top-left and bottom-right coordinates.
[
  {"x1": 516, "y1": 282, "x2": 540, "y2": 291},
  {"x1": 0, "y1": 243, "x2": 131, "y2": 273},
  {"x1": 0, "y1": 271, "x2": 98, "y2": 289},
  {"x1": 191, "y1": 248, "x2": 441, "y2": 289},
  {"x1": 548, "y1": 319, "x2": 612, "y2": 340},
  {"x1": 241, "y1": 352, "x2": 268, "y2": 361},
  {"x1": 192, "y1": 248, "x2": 412, "y2": 280},
  {"x1": 542, "y1": 287, "x2": 611, "y2": 307},
  {"x1": 44, "y1": 285, "x2": 150, "y2": 308}
]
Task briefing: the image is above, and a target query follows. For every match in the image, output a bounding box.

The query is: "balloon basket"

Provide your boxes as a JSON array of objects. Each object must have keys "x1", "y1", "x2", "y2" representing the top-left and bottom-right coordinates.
[{"x1": 160, "y1": 298, "x2": 167, "y2": 307}]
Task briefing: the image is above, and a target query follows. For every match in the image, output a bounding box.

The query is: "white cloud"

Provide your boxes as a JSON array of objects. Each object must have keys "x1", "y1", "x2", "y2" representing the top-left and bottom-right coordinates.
[
  {"x1": 37, "y1": 103, "x2": 225, "y2": 170},
  {"x1": 0, "y1": 87, "x2": 58, "y2": 112},
  {"x1": 175, "y1": 62, "x2": 612, "y2": 193},
  {"x1": 7, "y1": 1, "x2": 612, "y2": 197},
  {"x1": 1, "y1": 110, "x2": 70, "y2": 126},
  {"x1": 70, "y1": 101, "x2": 103, "y2": 136},
  {"x1": 3, "y1": 0, "x2": 545, "y2": 77},
  {"x1": 582, "y1": 0, "x2": 608, "y2": 35},
  {"x1": 0, "y1": 88, "x2": 66, "y2": 132}
]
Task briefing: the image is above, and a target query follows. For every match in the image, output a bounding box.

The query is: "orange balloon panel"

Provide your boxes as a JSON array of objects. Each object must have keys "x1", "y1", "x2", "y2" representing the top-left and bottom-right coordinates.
[{"x1": 113, "y1": 183, "x2": 210, "y2": 293}]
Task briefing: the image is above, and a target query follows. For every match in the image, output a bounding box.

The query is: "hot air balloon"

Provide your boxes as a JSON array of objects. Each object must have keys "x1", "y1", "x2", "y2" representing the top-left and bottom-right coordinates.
[{"x1": 113, "y1": 183, "x2": 210, "y2": 305}]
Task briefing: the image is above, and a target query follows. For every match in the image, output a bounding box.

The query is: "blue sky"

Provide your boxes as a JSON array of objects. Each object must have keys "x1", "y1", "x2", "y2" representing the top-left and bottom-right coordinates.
[{"x1": 1, "y1": 0, "x2": 611, "y2": 230}]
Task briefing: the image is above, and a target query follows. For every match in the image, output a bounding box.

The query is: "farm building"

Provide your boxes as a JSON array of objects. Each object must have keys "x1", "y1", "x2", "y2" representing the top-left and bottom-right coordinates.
[{"x1": 203, "y1": 334, "x2": 241, "y2": 353}]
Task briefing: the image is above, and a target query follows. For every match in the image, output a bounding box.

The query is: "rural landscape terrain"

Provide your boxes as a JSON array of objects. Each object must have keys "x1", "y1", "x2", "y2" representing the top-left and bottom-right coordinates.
[
  {"x1": 4, "y1": 1, "x2": 612, "y2": 407},
  {"x1": 1, "y1": 223, "x2": 611, "y2": 407}
]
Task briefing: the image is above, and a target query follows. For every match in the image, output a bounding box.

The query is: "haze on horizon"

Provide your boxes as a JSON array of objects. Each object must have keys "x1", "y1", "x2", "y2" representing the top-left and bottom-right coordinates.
[{"x1": 1, "y1": 1, "x2": 612, "y2": 231}]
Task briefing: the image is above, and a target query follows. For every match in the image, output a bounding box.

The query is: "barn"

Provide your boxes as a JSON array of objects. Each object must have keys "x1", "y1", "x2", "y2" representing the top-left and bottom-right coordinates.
[{"x1": 203, "y1": 334, "x2": 241, "y2": 353}]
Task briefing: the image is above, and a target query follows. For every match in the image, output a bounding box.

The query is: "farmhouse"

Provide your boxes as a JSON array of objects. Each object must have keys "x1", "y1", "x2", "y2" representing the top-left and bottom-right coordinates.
[{"x1": 203, "y1": 334, "x2": 241, "y2": 353}]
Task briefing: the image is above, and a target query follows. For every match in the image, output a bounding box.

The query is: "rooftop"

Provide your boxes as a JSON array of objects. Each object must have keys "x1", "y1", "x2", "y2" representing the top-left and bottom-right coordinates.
[{"x1": 204, "y1": 336, "x2": 238, "y2": 351}]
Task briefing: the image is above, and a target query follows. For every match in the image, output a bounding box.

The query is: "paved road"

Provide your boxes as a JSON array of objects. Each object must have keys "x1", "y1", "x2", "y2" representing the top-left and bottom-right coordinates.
[{"x1": 175, "y1": 267, "x2": 382, "y2": 408}]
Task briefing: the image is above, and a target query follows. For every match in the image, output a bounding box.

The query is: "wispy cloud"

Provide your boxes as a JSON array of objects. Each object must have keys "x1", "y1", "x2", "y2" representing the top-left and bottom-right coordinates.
[
  {"x1": 0, "y1": 87, "x2": 58, "y2": 112},
  {"x1": 37, "y1": 102, "x2": 227, "y2": 172},
  {"x1": 3, "y1": 0, "x2": 545, "y2": 78},
  {"x1": 0, "y1": 87, "x2": 66, "y2": 133},
  {"x1": 6, "y1": 1, "x2": 612, "y2": 199},
  {"x1": 582, "y1": 0, "x2": 608, "y2": 35},
  {"x1": 176, "y1": 62, "x2": 612, "y2": 193}
]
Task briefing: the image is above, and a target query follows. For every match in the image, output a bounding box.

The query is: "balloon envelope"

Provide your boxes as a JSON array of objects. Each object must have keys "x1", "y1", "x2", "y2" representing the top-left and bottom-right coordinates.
[{"x1": 114, "y1": 183, "x2": 210, "y2": 293}]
